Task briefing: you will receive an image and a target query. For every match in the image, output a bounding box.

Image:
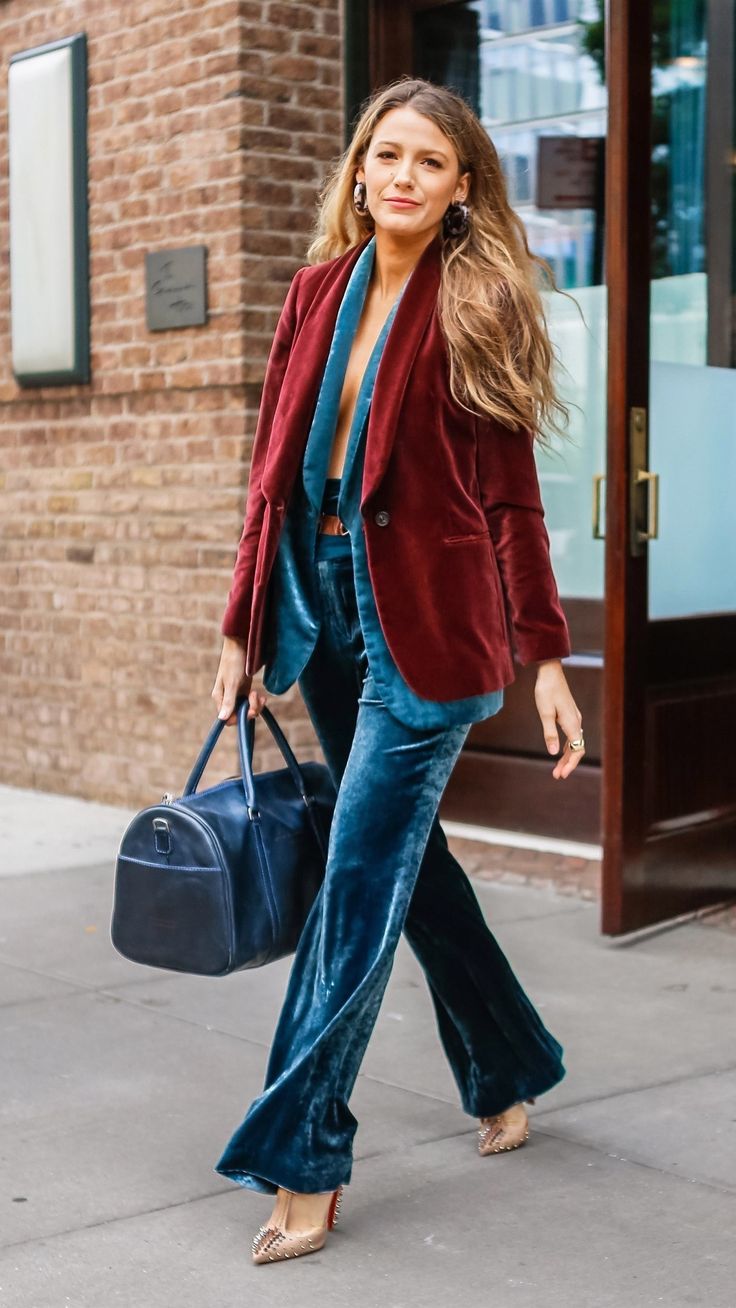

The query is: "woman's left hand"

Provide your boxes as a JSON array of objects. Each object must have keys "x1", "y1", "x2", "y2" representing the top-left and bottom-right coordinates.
[{"x1": 533, "y1": 659, "x2": 585, "y2": 780}]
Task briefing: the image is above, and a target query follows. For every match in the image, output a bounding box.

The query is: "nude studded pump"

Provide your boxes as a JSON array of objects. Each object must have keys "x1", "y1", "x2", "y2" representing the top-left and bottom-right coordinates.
[
  {"x1": 478, "y1": 1098, "x2": 536, "y2": 1155},
  {"x1": 251, "y1": 1185, "x2": 344, "y2": 1264}
]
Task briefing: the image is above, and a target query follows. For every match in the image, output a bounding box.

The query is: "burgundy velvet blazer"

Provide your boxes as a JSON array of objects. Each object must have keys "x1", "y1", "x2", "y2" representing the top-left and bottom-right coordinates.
[{"x1": 221, "y1": 231, "x2": 571, "y2": 700}]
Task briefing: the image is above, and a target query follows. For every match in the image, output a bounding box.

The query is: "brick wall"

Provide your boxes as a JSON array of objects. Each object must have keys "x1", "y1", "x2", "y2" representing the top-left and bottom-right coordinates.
[{"x1": 0, "y1": 0, "x2": 342, "y2": 806}]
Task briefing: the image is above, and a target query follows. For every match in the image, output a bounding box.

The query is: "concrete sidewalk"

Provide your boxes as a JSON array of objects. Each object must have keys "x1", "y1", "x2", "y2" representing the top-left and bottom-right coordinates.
[{"x1": 1, "y1": 783, "x2": 734, "y2": 1307}]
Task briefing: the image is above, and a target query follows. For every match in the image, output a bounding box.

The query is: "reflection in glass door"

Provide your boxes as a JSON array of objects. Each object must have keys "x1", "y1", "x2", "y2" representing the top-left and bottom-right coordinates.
[{"x1": 648, "y1": 2, "x2": 736, "y2": 618}]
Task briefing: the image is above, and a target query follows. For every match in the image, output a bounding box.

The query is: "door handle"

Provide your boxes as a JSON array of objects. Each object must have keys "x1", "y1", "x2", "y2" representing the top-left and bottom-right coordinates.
[
  {"x1": 592, "y1": 473, "x2": 605, "y2": 539},
  {"x1": 634, "y1": 467, "x2": 659, "y2": 542},
  {"x1": 629, "y1": 406, "x2": 659, "y2": 556}
]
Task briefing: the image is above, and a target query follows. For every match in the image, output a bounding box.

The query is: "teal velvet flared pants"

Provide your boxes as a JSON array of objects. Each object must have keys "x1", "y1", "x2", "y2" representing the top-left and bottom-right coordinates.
[{"x1": 214, "y1": 533, "x2": 566, "y2": 1197}]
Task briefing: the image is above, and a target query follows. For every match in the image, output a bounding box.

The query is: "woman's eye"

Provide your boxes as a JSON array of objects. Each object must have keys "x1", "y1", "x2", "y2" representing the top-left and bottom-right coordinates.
[{"x1": 376, "y1": 151, "x2": 442, "y2": 167}]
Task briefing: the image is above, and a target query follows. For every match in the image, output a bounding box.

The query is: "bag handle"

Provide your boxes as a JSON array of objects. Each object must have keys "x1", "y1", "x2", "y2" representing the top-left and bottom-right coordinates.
[
  {"x1": 236, "y1": 704, "x2": 332, "y2": 858},
  {"x1": 181, "y1": 700, "x2": 331, "y2": 856}
]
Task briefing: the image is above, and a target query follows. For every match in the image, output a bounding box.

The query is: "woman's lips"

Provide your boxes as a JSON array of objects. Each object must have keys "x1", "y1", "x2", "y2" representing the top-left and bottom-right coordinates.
[{"x1": 384, "y1": 197, "x2": 420, "y2": 207}]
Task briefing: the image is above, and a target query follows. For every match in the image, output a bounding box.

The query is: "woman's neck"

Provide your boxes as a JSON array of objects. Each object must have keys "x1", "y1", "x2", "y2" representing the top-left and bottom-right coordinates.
[{"x1": 370, "y1": 226, "x2": 439, "y2": 300}]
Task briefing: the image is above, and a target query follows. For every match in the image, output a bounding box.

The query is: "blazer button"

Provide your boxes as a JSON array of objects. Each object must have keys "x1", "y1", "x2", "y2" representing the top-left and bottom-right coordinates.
[{"x1": 374, "y1": 509, "x2": 390, "y2": 526}]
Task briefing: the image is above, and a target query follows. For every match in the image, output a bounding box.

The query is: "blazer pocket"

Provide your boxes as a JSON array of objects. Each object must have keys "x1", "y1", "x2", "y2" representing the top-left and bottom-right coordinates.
[{"x1": 442, "y1": 528, "x2": 491, "y2": 545}]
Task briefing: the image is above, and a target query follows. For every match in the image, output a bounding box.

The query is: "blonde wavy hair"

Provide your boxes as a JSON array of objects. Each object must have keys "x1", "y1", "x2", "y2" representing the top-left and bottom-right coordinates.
[{"x1": 306, "y1": 77, "x2": 577, "y2": 447}]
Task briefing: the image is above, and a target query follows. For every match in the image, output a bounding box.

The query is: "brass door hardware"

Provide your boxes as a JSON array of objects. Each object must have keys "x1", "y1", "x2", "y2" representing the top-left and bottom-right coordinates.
[
  {"x1": 592, "y1": 473, "x2": 606, "y2": 539},
  {"x1": 629, "y1": 406, "x2": 659, "y2": 557}
]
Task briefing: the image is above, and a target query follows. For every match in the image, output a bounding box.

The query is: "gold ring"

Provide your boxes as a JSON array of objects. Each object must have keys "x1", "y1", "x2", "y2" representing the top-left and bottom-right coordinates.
[{"x1": 569, "y1": 735, "x2": 585, "y2": 752}]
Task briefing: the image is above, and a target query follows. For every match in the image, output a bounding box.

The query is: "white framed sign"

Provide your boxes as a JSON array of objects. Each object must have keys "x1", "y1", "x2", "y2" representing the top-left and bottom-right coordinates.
[{"x1": 8, "y1": 33, "x2": 90, "y2": 385}]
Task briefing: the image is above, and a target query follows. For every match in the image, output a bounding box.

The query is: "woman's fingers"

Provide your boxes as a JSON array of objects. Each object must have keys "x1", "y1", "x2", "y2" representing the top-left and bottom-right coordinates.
[
  {"x1": 536, "y1": 700, "x2": 560, "y2": 755},
  {"x1": 552, "y1": 703, "x2": 585, "y2": 780},
  {"x1": 215, "y1": 668, "x2": 241, "y2": 722},
  {"x1": 212, "y1": 640, "x2": 252, "y2": 725},
  {"x1": 217, "y1": 687, "x2": 266, "y2": 724},
  {"x1": 211, "y1": 671, "x2": 233, "y2": 722},
  {"x1": 552, "y1": 741, "x2": 585, "y2": 780},
  {"x1": 247, "y1": 689, "x2": 268, "y2": 720},
  {"x1": 559, "y1": 702, "x2": 583, "y2": 747},
  {"x1": 535, "y1": 673, "x2": 585, "y2": 780},
  {"x1": 217, "y1": 689, "x2": 238, "y2": 722}
]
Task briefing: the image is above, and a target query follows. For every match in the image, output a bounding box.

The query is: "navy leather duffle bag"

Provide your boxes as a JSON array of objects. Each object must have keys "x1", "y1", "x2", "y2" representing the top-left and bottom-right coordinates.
[{"x1": 111, "y1": 700, "x2": 337, "y2": 976}]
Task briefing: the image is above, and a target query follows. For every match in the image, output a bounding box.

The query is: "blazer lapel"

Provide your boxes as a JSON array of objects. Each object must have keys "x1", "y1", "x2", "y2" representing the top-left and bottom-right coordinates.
[
  {"x1": 260, "y1": 235, "x2": 372, "y2": 503},
  {"x1": 301, "y1": 237, "x2": 376, "y2": 514},
  {"x1": 260, "y1": 229, "x2": 442, "y2": 511},
  {"x1": 360, "y1": 231, "x2": 442, "y2": 510}
]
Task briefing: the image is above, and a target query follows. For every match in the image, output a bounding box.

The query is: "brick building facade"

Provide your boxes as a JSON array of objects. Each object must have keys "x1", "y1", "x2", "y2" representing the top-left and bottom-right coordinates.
[{"x1": 0, "y1": 0, "x2": 342, "y2": 805}]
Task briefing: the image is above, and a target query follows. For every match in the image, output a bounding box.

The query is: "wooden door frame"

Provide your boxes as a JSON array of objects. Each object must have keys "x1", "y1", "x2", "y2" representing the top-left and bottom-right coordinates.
[
  {"x1": 369, "y1": 0, "x2": 446, "y2": 87},
  {"x1": 603, "y1": 0, "x2": 736, "y2": 934},
  {"x1": 601, "y1": 0, "x2": 653, "y2": 932}
]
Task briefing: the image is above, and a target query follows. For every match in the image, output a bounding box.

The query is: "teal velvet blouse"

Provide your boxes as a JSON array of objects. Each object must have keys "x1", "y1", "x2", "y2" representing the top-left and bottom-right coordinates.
[{"x1": 260, "y1": 234, "x2": 504, "y2": 729}]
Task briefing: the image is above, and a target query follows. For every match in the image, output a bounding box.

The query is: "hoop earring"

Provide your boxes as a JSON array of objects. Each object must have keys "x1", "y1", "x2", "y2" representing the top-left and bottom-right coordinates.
[
  {"x1": 443, "y1": 200, "x2": 470, "y2": 239},
  {"x1": 353, "y1": 181, "x2": 370, "y2": 216}
]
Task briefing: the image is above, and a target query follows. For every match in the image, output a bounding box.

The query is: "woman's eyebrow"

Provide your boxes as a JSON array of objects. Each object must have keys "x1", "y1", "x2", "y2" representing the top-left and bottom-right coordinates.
[{"x1": 373, "y1": 139, "x2": 449, "y2": 160}]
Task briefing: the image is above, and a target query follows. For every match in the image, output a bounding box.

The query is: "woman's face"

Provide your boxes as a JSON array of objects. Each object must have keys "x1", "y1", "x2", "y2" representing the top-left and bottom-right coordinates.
[{"x1": 356, "y1": 105, "x2": 470, "y2": 239}]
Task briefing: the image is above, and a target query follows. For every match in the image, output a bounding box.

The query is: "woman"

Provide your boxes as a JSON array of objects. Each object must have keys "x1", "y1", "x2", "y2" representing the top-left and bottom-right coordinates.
[{"x1": 211, "y1": 77, "x2": 585, "y2": 1265}]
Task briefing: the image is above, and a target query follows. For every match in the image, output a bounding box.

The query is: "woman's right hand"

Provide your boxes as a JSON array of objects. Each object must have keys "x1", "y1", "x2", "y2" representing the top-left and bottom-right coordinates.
[{"x1": 211, "y1": 637, "x2": 268, "y2": 725}]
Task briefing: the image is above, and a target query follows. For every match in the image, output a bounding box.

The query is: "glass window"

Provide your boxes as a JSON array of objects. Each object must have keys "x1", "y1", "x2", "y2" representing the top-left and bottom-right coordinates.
[{"x1": 647, "y1": 0, "x2": 736, "y2": 618}]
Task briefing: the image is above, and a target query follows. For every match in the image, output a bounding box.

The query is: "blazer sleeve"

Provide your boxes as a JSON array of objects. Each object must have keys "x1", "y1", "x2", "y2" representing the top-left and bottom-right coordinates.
[
  {"x1": 220, "y1": 267, "x2": 305, "y2": 641},
  {"x1": 475, "y1": 415, "x2": 572, "y2": 665}
]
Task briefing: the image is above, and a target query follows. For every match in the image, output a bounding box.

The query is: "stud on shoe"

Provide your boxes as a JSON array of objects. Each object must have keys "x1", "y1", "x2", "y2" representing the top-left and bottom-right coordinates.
[
  {"x1": 251, "y1": 1184, "x2": 344, "y2": 1265},
  {"x1": 477, "y1": 1099, "x2": 533, "y2": 1156},
  {"x1": 330, "y1": 1184, "x2": 343, "y2": 1229}
]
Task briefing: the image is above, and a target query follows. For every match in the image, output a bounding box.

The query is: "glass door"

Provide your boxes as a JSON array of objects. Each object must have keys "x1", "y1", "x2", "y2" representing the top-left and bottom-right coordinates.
[{"x1": 602, "y1": 0, "x2": 736, "y2": 933}]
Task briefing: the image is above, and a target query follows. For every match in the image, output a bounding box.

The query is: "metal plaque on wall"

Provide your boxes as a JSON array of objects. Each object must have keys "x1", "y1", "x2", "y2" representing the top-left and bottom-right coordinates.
[{"x1": 145, "y1": 245, "x2": 207, "y2": 330}]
